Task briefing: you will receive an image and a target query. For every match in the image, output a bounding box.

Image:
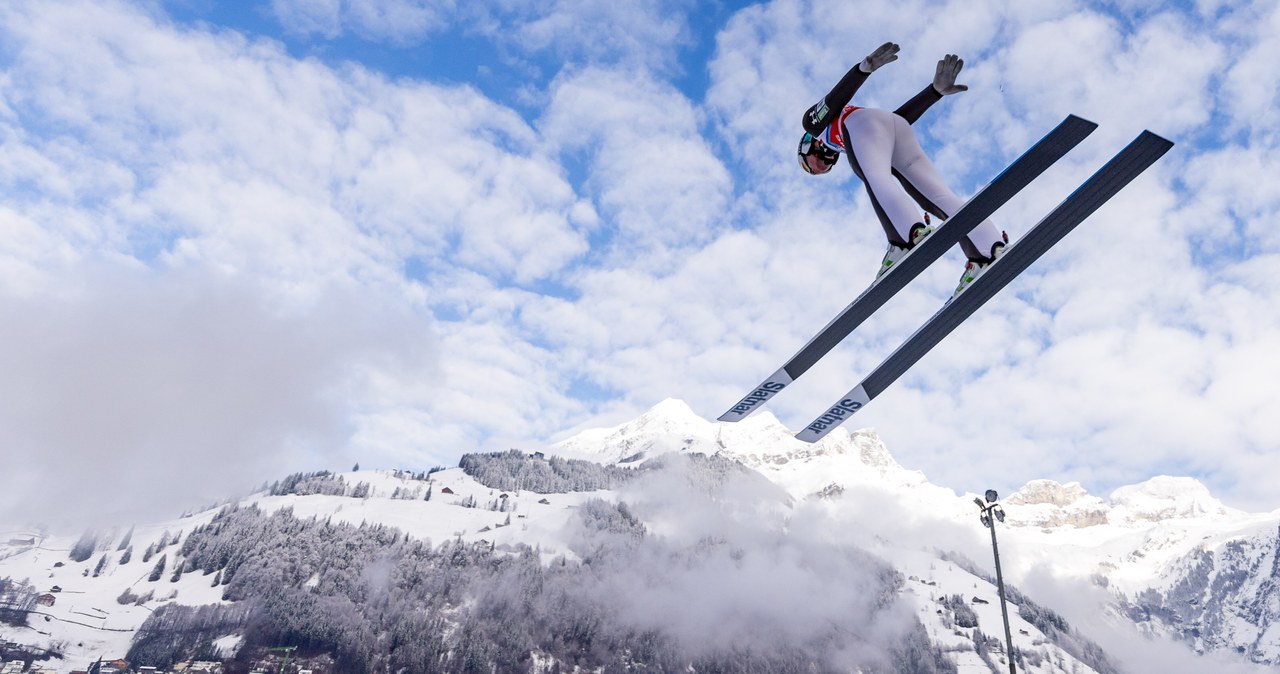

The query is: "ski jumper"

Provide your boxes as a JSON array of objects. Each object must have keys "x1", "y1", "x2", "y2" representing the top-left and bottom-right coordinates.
[{"x1": 803, "y1": 64, "x2": 1004, "y2": 261}]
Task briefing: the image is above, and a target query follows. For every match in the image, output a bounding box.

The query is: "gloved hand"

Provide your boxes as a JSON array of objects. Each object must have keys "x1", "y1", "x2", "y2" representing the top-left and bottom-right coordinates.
[
  {"x1": 933, "y1": 54, "x2": 968, "y2": 95},
  {"x1": 860, "y1": 42, "x2": 900, "y2": 73}
]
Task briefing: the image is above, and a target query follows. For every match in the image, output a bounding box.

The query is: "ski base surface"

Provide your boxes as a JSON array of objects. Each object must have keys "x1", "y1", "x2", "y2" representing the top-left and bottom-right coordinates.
[
  {"x1": 796, "y1": 130, "x2": 1174, "y2": 443},
  {"x1": 719, "y1": 115, "x2": 1098, "y2": 423}
]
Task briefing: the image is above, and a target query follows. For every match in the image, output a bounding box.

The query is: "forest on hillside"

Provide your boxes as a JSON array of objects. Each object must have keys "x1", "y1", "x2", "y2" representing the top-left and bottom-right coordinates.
[{"x1": 128, "y1": 454, "x2": 956, "y2": 674}]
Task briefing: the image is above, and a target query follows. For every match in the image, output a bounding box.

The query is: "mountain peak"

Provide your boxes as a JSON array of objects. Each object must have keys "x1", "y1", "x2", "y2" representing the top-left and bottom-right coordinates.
[
  {"x1": 643, "y1": 397, "x2": 699, "y2": 420},
  {"x1": 1008, "y1": 480, "x2": 1094, "y2": 508},
  {"x1": 1109, "y1": 475, "x2": 1235, "y2": 522},
  {"x1": 1004, "y1": 476, "x2": 1240, "y2": 528},
  {"x1": 1005, "y1": 479, "x2": 1109, "y2": 528},
  {"x1": 549, "y1": 398, "x2": 720, "y2": 464},
  {"x1": 544, "y1": 400, "x2": 926, "y2": 501}
]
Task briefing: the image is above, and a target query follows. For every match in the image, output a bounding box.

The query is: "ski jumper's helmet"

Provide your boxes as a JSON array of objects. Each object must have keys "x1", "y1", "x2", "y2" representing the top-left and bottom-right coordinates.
[{"x1": 798, "y1": 132, "x2": 839, "y2": 174}]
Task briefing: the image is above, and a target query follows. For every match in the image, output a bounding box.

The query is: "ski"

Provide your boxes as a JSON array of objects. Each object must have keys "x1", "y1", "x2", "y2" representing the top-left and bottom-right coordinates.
[
  {"x1": 718, "y1": 115, "x2": 1098, "y2": 423},
  {"x1": 795, "y1": 130, "x2": 1174, "y2": 443}
]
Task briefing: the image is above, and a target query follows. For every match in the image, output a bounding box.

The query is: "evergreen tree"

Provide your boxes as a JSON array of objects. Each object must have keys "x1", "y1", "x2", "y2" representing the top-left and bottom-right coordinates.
[
  {"x1": 93, "y1": 553, "x2": 108, "y2": 577},
  {"x1": 119, "y1": 546, "x2": 132, "y2": 565},
  {"x1": 69, "y1": 530, "x2": 98, "y2": 562},
  {"x1": 117, "y1": 526, "x2": 134, "y2": 551},
  {"x1": 353, "y1": 462, "x2": 360, "y2": 471},
  {"x1": 148, "y1": 555, "x2": 167, "y2": 582},
  {"x1": 143, "y1": 543, "x2": 156, "y2": 563},
  {"x1": 945, "y1": 595, "x2": 979, "y2": 629},
  {"x1": 458, "y1": 449, "x2": 643, "y2": 493}
]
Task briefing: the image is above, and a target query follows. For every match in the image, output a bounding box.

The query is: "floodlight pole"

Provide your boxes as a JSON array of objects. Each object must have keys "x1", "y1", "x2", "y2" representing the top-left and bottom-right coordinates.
[{"x1": 975, "y1": 491, "x2": 1016, "y2": 674}]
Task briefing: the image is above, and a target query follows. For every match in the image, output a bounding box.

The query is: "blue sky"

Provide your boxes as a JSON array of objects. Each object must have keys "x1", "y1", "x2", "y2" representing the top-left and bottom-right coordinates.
[{"x1": 0, "y1": 0, "x2": 1277, "y2": 526}]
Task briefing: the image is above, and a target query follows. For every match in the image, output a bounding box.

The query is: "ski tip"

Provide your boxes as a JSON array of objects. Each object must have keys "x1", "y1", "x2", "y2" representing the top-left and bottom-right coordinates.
[
  {"x1": 794, "y1": 427, "x2": 824, "y2": 444},
  {"x1": 795, "y1": 386, "x2": 871, "y2": 444},
  {"x1": 719, "y1": 373, "x2": 792, "y2": 422}
]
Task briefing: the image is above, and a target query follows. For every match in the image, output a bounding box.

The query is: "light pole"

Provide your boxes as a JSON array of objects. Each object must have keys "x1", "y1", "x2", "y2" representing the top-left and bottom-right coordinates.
[{"x1": 975, "y1": 489, "x2": 1016, "y2": 674}]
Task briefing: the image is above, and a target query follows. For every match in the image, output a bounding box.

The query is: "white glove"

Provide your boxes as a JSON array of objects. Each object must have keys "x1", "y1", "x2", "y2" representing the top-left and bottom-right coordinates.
[
  {"x1": 860, "y1": 42, "x2": 900, "y2": 73},
  {"x1": 933, "y1": 54, "x2": 969, "y2": 95}
]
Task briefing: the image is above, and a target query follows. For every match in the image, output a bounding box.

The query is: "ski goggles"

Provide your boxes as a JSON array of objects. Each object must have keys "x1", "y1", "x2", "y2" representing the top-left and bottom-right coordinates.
[{"x1": 798, "y1": 133, "x2": 839, "y2": 173}]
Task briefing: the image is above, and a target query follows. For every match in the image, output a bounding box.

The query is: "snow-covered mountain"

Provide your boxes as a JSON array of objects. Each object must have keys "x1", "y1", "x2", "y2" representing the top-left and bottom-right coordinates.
[
  {"x1": 559, "y1": 400, "x2": 1280, "y2": 668},
  {"x1": 1000, "y1": 474, "x2": 1280, "y2": 666},
  {"x1": 1, "y1": 398, "x2": 1276, "y2": 673}
]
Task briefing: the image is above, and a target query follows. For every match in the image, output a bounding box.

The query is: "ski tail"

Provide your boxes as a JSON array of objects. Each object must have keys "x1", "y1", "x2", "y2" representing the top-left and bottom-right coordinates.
[
  {"x1": 717, "y1": 115, "x2": 1096, "y2": 423},
  {"x1": 796, "y1": 130, "x2": 1174, "y2": 443}
]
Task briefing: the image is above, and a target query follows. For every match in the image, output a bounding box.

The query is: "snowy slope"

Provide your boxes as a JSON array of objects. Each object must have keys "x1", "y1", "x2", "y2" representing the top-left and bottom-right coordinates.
[
  {"x1": 549, "y1": 398, "x2": 1280, "y2": 668},
  {"x1": 1, "y1": 398, "x2": 1276, "y2": 673},
  {"x1": 0, "y1": 471, "x2": 613, "y2": 671},
  {"x1": 0, "y1": 514, "x2": 231, "y2": 669}
]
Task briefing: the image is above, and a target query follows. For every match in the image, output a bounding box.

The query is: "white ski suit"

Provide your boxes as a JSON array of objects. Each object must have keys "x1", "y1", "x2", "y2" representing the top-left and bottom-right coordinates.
[{"x1": 803, "y1": 65, "x2": 1005, "y2": 261}]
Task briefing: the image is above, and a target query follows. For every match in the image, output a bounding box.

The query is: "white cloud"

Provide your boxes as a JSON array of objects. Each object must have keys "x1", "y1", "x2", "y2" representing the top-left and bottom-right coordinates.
[
  {"x1": 994, "y1": 8, "x2": 1222, "y2": 141},
  {"x1": 538, "y1": 66, "x2": 732, "y2": 259},
  {"x1": 270, "y1": 0, "x2": 453, "y2": 43},
  {"x1": 0, "y1": 0, "x2": 596, "y2": 525},
  {"x1": 0, "y1": 0, "x2": 591, "y2": 293},
  {"x1": 270, "y1": 0, "x2": 343, "y2": 38},
  {"x1": 267, "y1": 0, "x2": 693, "y2": 75},
  {"x1": 0, "y1": 262, "x2": 438, "y2": 528},
  {"x1": 476, "y1": 0, "x2": 694, "y2": 73},
  {"x1": 2, "y1": 0, "x2": 1280, "y2": 533},
  {"x1": 1218, "y1": 0, "x2": 1280, "y2": 138}
]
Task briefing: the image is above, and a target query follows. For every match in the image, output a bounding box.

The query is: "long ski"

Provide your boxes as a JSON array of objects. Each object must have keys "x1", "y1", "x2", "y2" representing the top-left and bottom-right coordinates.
[
  {"x1": 796, "y1": 130, "x2": 1174, "y2": 443},
  {"x1": 719, "y1": 115, "x2": 1098, "y2": 423}
]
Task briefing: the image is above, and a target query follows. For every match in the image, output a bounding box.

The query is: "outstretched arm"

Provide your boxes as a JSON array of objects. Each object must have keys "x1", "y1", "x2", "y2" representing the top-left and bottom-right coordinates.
[
  {"x1": 895, "y1": 53, "x2": 968, "y2": 125},
  {"x1": 802, "y1": 42, "x2": 899, "y2": 135}
]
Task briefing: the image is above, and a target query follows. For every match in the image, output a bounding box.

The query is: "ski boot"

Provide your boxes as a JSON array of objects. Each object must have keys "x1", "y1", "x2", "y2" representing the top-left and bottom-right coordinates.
[
  {"x1": 877, "y1": 216, "x2": 933, "y2": 279},
  {"x1": 952, "y1": 232, "x2": 1010, "y2": 298}
]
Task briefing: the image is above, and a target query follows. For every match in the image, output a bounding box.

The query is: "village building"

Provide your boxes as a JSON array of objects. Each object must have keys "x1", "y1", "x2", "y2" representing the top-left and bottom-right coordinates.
[{"x1": 99, "y1": 659, "x2": 131, "y2": 674}]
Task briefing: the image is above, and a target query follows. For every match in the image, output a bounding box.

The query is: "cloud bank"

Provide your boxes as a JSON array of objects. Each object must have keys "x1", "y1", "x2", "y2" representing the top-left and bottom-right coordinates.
[{"x1": 0, "y1": 0, "x2": 1278, "y2": 527}]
